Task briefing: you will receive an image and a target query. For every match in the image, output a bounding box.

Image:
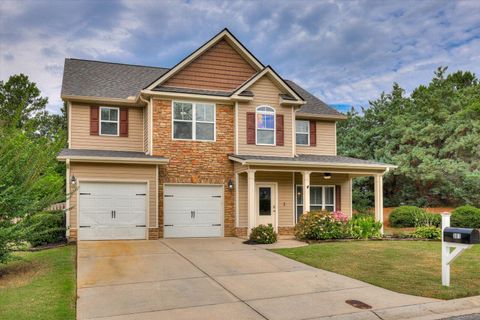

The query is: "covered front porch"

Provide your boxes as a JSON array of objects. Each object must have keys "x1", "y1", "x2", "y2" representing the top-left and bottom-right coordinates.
[{"x1": 229, "y1": 154, "x2": 396, "y2": 237}]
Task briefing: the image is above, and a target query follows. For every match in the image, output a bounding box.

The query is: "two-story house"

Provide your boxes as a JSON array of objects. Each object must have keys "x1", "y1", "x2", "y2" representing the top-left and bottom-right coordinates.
[{"x1": 58, "y1": 29, "x2": 395, "y2": 241}]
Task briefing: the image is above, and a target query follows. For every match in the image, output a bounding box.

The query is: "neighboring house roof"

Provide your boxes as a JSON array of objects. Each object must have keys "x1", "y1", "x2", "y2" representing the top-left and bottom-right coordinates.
[
  {"x1": 285, "y1": 80, "x2": 346, "y2": 118},
  {"x1": 229, "y1": 154, "x2": 396, "y2": 169},
  {"x1": 62, "y1": 59, "x2": 168, "y2": 99},
  {"x1": 57, "y1": 148, "x2": 169, "y2": 164},
  {"x1": 62, "y1": 61, "x2": 343, "y2": 118}
]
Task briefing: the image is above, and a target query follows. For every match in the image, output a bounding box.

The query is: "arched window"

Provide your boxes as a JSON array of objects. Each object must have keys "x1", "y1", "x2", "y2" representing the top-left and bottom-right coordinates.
[{"x1": 256, "y1": 105, "x2": 275, "y2": 145}]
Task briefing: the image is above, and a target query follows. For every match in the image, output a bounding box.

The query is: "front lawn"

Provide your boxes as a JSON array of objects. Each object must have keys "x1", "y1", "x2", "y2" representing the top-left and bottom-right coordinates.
[
  {"x1": 272, "y1": 241, "x2": 480, "y2": 300},
  {"x1": 0, "y1": 245, "x2": 76, "y2": 320}
]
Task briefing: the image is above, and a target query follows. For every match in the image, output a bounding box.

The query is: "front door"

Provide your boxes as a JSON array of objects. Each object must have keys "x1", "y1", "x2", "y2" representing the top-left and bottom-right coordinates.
[{"x1": 255, "y1": 183, "x2": 276, "y2": 228}]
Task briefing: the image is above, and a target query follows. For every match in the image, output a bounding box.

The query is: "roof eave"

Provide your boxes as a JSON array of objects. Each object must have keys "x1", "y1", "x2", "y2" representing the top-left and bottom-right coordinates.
[
  {"x1": 57, "y1": 155, "x2": 169, "y2": 165},
  {"x1": 61, "y1": 94, "x2": 142, "y2": 107},
  {"x1": 295, "y1": 112, "x2": 348, "y2": 120}
]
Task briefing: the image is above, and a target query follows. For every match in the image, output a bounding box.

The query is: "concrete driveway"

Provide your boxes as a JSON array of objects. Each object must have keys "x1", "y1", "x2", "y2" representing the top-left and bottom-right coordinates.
[{"x1": 77, "y1": 238, "x2": 436, "y2": 320}]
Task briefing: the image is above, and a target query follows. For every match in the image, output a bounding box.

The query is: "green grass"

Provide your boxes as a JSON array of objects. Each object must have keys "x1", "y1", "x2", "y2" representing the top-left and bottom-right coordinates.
[
  {"x1": 0, "y1": 245, "x2": 76, "y2": 320},
  {"x1": 272, "y1": 241, "x2": 480, "y2": 300}
]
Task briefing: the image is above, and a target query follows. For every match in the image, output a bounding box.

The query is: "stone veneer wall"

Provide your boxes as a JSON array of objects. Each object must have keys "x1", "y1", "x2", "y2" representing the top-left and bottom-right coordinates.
[{"x1": 152, "y1": 99, "x2": 235, "y2": 238}]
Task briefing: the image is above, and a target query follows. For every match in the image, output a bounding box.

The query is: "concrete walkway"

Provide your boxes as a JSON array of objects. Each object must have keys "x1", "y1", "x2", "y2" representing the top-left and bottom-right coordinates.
[{"x1": 76, "y1": 238, "x2": 478, "y2": 320}]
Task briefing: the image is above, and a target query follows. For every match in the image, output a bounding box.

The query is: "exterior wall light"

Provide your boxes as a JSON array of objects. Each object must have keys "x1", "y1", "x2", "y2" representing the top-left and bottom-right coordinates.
[
  {"x1": 228, "y1": 178, "x2": 234, "y2": 190},
  {"x1": 324, "y1": 173, "x2": 332, "y2": 179},
  {"x1": 71, "y1": 175, "x2": 77, "y2": 185}
]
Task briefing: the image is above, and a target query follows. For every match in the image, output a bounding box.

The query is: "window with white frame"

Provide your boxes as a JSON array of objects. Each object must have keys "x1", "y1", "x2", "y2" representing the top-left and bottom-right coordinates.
[
  {"x1": 296, "y1": 120, "x2": 309, "y2": 145},
  {"x1": 296, "y1": 185, "x2": 335, "y2": 222},
  {"x1": 256, "y1": 106, "x2": 275, "y2": 145},
  {"x1": 173, "y1": 101, "x2": 215, "y2": 141},
  {"x1": 100, "y1": 107, "x2": 119, "y2": 136}
]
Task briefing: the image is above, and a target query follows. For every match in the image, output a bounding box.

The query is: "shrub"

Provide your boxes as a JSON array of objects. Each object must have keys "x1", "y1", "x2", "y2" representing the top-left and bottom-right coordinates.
[
  {"x1": 294, "y1": 211, "x2": 347, "y2": 240},
  {"x1": 451, "y1": 205, "x2": 480, "y2": 228},
  {"x1": 347, "y1": 216, "x2": 382, "y2": 239},
  {"x1": 20, "y1": 211, "x2": 66, "y2": 247},
  {"x1": 352, "y1": 211, "x2": 374, "y2": 221},
  {"x1": 413, "y1": 211, "x2": 441, "y2": 227},
  {"x1": 249, "y1": 224, "x2": 277, "y2": 244},
  {"x1": 412, "y1": 226, "x2": 441, "y2": 240},
  {"x1": 389, "y1": 206, "x2": 426, "y2": 228}
]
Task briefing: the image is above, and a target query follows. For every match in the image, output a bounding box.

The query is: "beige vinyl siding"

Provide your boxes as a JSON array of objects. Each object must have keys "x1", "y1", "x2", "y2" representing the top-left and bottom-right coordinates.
[
  {"x1": 294, "y1": 172, "x2": 352, "y2": 217},
  {"x1": 68, "y1": 163, "x2": 157, "y2": 229},
  {"x1": 237, "y1": 171, "x2": 294, "y2": 227},
  {"x1": 238, "y1": 75, "x2": 293, "y2": 156},
  {"x1": 70, "y1": 104, "x2": 144, "y2": 152},
  {"x1": 163, "y1": 39, "x2": 256, "y2": 92},
  {"x1": 296, "y1": 120, "x2": 336, "y2": 156}
]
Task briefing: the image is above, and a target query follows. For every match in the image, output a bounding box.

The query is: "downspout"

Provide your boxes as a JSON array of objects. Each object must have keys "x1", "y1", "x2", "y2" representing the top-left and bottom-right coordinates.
[{"x1": 138, "y1": 93, "x2": 150, "y2": 154}]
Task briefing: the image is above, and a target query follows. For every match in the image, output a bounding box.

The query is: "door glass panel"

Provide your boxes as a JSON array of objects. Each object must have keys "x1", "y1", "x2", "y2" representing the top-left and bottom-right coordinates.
[
  {"x1": 259, "y1": 187, "x2": 271, "y2": 216},
  {"x1": 296, "y1": 206, "x2": 303, "y2": 222}
]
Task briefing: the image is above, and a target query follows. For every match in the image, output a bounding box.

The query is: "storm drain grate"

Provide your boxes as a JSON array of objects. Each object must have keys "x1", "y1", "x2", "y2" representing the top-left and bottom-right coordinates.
[{"x1": 345, "y1": 300, "x2": 372, "y2": 309}]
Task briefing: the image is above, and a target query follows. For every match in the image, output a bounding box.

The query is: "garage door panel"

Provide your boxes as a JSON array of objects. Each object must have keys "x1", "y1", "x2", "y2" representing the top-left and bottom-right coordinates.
[
  {"x1": 79, "y1": 182, "x2": 147, "y2": 240},
  {"x1": 164, "y1": 185, "x2": 223, "y2": 238}
]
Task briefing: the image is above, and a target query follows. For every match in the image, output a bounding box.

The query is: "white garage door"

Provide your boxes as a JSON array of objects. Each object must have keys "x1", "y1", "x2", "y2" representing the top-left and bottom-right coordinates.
[
  {"x1": 164, "y1": 185, "x2": 223, "y2": 238},
  {"x1": 78, "y1": 182, "x2": 147, "y2": 240}
]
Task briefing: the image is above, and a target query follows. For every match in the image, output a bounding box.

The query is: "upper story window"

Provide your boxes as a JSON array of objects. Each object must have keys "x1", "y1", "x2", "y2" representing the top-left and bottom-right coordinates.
[
  {"x1": 173, "y1": 101, "x2": 215, "y2": 141},
  {"x1": 256, "y1": 106, "x2": 275, "y2": 145},
  {"x1": 296, "y1": 120, "x2": 309, "y2": 145},
  {"x1": 100, "y1": 107, "x2": 119, "y2": 136}
]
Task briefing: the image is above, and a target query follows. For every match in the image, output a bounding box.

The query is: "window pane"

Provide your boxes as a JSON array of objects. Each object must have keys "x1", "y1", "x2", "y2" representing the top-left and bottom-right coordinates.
[
  {"x1": 196, "y1": 122, "x2": 214, "y2": 140},
  {"x1": 310, "y1": 205, "x2": 323, "y2": 212},
  {"x1": 196, "y1": 104, "x2": 214, "y2": 122},
  {"x1": 109, "y1": 108, "x2": 118, "y2": 121},
  {"x1": 257, "y1": 114, "x2": 274, "y2": 129},
  {"x1": 310, "y1": 187, "x2": 322, "y2": 205},
  {"x1": 173, "y1": 102, "x2": 192, "y2": 120},
  {"x1": 325, "y1": 205, "x2": 334, "y2": 212},
  {"x1": 173, "y1": 121, "x2": 192, "y2": 139},
  {"x1": 325, "y1": 187, "x2": 334, "y2": 204},
  {"x1": 296, "y1": 133, "x2": 308, "y2": 145},
  {"x1": 257, "y1": 130, "x2": 274, "y2": 144},
  {"x1": 101, "y1": 108, "x2": 109, "y2": 120},
  {"x1": 259, "y1": 187, "x2": 271, "y2": 216},
  {"x1": 101, "y1": 122, "x2": 117, "y2": 135},
  {"x1": 296, "y1": 186, "x2": 303, "y2": 205},
  {"x1": 296, "y1": 120, "x2": 308, "y2": 133},
  {"x1": 296, "y1": 206, "x2": 303, "y2": 222}
]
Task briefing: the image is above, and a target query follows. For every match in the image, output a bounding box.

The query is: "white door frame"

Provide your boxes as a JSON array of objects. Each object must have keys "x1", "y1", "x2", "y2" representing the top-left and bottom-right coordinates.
[
  {"x1": 77, "y1": 179, "x2": 149, "y2": 240},
  {"x1": 163, "y1": 183, "x2": 225, "y2": 237},
  {"x1": 254, "y1": 182, "x2": 278, "y2": 232}
]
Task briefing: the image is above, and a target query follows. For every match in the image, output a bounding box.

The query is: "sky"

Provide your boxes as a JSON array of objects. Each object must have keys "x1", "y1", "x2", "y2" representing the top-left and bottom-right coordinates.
[{"x1": 1, "y1": 0, "x2": 479, "y2": 114}]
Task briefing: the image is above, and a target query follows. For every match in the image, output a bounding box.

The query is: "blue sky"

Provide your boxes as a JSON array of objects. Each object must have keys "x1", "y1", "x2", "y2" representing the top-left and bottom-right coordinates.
[{"x1": 1, "y1": 0, "x2": 479, "y2": 113}]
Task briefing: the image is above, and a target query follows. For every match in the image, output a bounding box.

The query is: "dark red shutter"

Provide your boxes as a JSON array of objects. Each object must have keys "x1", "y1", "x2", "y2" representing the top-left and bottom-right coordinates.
[
  {"x1": 246, "y1": 112, "x2": 255, "y2": 144},
  {"x1": 90, "y1": 106, "x2": 99, "y2": 135},
  {"x1": 310, "y1": 120, "x2": 316, "y2": 146},
  {"x1": 335, "y1": 185, "x2": 341, "y2": 211},
  {"x1": 119, "y1": 107, "x2": 129, "y2": 137},
  {"x1": 276, "y1": 114, "x2": 284, "y2": 146}
]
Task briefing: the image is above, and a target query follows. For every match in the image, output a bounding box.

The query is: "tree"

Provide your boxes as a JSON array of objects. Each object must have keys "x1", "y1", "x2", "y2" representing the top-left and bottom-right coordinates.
[
  {"x1": 338, "y1": 67, "x2": 480, "y2": 208},
  {"x1": 0, "y1": 74, "x2": 48, "y2": 128}
]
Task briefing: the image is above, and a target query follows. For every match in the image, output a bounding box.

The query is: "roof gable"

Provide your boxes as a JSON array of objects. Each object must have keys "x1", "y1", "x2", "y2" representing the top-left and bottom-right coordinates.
[
  {"x1": 160, "y1": 39, "x2": 257, "y2": 92},
  {"x1": 231, "y1": 67, "x2": 304, "y2": 103},
  {"x1": 145, "y1": 28, "x2": 263, "y2": 91}
]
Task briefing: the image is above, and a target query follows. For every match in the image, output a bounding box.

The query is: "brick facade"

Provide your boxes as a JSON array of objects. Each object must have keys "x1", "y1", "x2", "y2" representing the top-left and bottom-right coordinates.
[{"x1": 152, "y1": 99, "x2": 235, "y2": 238}]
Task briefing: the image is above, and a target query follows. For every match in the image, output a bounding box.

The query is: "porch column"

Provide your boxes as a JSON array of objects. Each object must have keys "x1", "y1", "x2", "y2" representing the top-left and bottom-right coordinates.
[
  {"x1": 302, "y1": 171, "x2": 311, "y2": 214},
  {"x1": 247, "y1": 169, "x2": 256, "y2": 235},
  {"x1": 374, "y1": 174, "x2": 384, "y2": 234}
]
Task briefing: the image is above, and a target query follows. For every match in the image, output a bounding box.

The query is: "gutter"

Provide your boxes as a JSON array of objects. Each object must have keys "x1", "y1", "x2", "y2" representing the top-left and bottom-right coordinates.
[
  {"x1": 57, "y1": 155, "x2": 169, "y2": 165},
  {"x1": 228, "y1": 155, "x2": 398, "y2": 170}
]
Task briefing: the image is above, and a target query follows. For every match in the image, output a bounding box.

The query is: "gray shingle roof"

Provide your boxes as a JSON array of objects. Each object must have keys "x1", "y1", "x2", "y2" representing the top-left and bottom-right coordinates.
[
  {"x1": 285, "y1": 80, "x2": 345, "y2": 117},
  {"x1": 61, "y1": 59, "x2": 168, "y2": 99},
  {"x1": 230, "y1": 154, "x2": 395, "y2": 168},
  {"x1": 61, "y1": 58, "x2": 345, "y2": 118},
  {"x1": 58, "y1": 149, "x2": 168, "y2": 161}
]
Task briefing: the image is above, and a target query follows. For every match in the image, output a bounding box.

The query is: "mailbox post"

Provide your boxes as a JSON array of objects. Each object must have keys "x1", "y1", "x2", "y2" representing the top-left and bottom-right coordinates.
[{"x1": 441, "y1": 213, "x2": 479, "y2": 286}]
